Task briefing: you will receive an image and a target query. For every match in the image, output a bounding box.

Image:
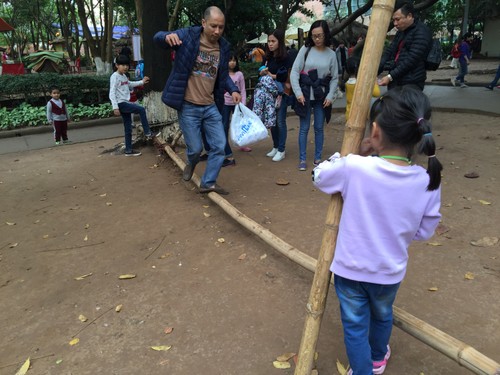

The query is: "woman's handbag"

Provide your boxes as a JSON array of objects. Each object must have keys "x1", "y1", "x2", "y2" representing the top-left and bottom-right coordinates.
[{"x1": 229, "y1": 103, "x2": 269, "y2": 147}]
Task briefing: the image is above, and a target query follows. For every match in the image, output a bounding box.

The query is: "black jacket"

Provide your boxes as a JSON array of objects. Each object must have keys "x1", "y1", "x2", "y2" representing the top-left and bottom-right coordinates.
[{"x1": 379, "y1": 19, "x2": 432, "y2": 88}]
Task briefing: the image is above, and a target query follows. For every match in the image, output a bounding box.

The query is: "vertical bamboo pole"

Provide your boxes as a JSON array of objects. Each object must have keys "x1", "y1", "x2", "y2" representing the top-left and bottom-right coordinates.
[{"x1": 294, "y1": 1, "x2": 396, "y2": 373}]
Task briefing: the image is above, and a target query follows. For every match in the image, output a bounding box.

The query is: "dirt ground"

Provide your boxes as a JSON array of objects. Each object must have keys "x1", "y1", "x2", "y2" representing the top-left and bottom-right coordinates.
[{"x1": 0, "y1": 111, "x2": 499, "y2": 375}]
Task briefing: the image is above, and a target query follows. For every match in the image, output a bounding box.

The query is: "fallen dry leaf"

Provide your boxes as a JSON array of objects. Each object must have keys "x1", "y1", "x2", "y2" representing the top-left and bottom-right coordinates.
[
  {"x1": 100, "y1": 193, "x2": 107, "y2": 197},
  {"x1": 115, "y1": 304, "x2": 123, "y2": 312},
  {"x1": 272, "y1": 360, "x2": 291, "y2": 369},
  {"x1": 151, "y1": 345, "x2": 172, "y2": 351},
  {"x1": 428, "y1": 287, "x2": 438, "y2": 292},
  {"x1": 336, "y1": 359, "x2": 349, "y2": 375},
  {"x1": 74, "y1": 273, "x2": 92, "y2": 280},
  {"x1": 83, "y1": 235, "x2": 88, "y2": 241},
  {"x1": 427, "y1": 242, "x2": 442, "y2": 246},
  {"x1": 217, "y1": 238, "x2": 225, "y2": 243},
  {"x1": 78, "y1": 314, "x2": 88, "y2": 322},
  {"x1": 275, "y1": 178, "x2": 290, "y2": 186},
  {"x1": 203, "y1": 205, "x2": 210, "y2": 208},
  {"x1": 238, "y1": 253, "x2": 247, "y2": 260},
  {"x1": 69, "y1": 338, "x2": 80, "y2": 346},
  {"x1": 9, "y1": 242, "x2": 18, "y2": 248},
  {"x1": 14, "y1": 358, "x2": 30, "y2": 375},
  {"x1": 260, "y1": 254, "x2": 267, "y2": 260},
  {"x1": 435, "y1": 223, "x2": 450, "y2": 236},
  {"x1": 464, "y1": 171, "x2": 479, "y2": 178},
  {"x1": 85, "y1": 223, "x2": 90, "y2": 229},
  {"x1": 55, "y1": 359, "x2": 63, "y2": 365},
  {"x1": 464, "y1": 272, "x2": 475, "y2": 280},
  {"x1": 478, "y1": 200, "x2": 491, "y2": 205},
  {"x1": 164, "y1": 327, "x2": 174, "y2": 334},
  {"x1": 106, "y1": 202, "x2": 112, "y2": 206},
  {"x1": 43, "y1": 234, "x2": 49, "y2": 239},
  {"x1": 5, "y1": 221, "x2": 16, "y2": 226},
  {"x1": 118, "y1": 274, "x2": 136, "y2": 279},
  {"x1": 276, "y1": 352, "x2": 296, "y2": 362},
  {"x1": 203, "y1": 212, "x2": 211, "y2": 218},
  {"x1": 470, "y1": 237, "x2": 499, "y2": 247}
]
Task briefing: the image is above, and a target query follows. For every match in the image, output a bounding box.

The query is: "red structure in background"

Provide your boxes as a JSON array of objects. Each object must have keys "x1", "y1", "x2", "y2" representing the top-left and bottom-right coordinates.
[{"x1": 0, "y1": 17, "x2": 14, "y2": 32}]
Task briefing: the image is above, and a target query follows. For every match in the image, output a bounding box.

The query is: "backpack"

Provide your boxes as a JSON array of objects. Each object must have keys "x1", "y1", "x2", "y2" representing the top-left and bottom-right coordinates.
[
  {"x1": 425, "y1": 39, "x2": 442, "y2": 71},
  {"x1": 451, "y1": 43, "x2": 460, "y2": 58}
]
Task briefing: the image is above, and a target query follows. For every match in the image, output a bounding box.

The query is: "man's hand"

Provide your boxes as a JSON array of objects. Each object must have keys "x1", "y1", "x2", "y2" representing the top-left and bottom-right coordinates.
[
  {"x1": 143, "y1": 76, "x2": 150, "y2": 84},
  {"x1": 378, "y1": 75, "x2": 391, "y2": 87},
  {"x1": 232, "y1": 92, "x2": 242, "y2": 104},
  {"x1": 165, "y1": 33, "x2": 182, "y2": 47},
  {"x1": 113, "y1": 109, "x2": 120, "y2": 116},
  {"x1": 296, "y1": 95, "x2": 305, "y2": 105}
]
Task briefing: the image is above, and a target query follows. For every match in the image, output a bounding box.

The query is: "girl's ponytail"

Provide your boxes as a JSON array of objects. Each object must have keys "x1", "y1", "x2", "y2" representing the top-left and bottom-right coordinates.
[{"x1": 417, "y1": 118, "x2": 443, "y2": 190}]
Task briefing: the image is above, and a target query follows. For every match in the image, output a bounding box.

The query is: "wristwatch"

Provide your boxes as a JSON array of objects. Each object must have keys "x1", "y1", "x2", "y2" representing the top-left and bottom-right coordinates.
[{"x1": 387, "y1": 73, "x2": 393, "y2": 82}]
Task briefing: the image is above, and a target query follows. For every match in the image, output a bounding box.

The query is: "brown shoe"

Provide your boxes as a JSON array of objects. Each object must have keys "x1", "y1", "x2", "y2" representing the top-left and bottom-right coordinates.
[{"x1": 199, "y1": 184, "x2": 229, "y2": 195}]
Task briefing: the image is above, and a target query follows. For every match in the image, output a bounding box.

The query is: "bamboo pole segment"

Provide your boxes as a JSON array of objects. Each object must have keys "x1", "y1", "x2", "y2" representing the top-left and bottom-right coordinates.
[
  {"x1": 160, "y1": 141, "x2": 317, "y2": 271},
  {"x1": 294, "y1": 1, "x2": 396, "y2": 373},
  {"x1": 158, "y1": 139, "x2": 500, "y2": 374},
  {"x1": 393, "y1": 306, "x2": 500, "y2": 375}
]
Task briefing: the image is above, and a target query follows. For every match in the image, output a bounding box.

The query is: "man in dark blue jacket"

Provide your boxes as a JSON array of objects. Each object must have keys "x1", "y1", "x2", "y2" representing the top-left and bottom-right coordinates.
[
  {"x1": 378, "y1": 1, "x2": 432, "y2": 90},
  {"x1": 154, "y1": 6, "x2": 241, "y2": 195}
]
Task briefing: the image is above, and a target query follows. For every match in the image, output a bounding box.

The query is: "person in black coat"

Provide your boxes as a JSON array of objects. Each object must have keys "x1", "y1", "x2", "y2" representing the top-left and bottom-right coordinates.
[{"x1": 378, "y1": 1, "x2": 432, "y2": 90}]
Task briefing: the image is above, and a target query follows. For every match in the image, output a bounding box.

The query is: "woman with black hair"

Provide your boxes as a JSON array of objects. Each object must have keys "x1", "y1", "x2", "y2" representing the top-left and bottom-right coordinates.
[{"x1": 290, "y1": 20, "x2": 338, "y2": 171}]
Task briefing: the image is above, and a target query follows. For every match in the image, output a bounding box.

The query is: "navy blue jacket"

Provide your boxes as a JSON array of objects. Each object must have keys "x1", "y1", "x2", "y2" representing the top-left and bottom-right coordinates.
[{"x1": 154, "y1": 26, "x2": 239, "y2": 112}]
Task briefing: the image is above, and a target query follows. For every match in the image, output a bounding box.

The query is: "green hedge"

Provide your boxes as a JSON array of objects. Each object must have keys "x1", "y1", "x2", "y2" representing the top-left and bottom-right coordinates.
[
  {"x1": 0, "y1": 102, "x2": 113, "y2": 130},
  {"x1": 0, "y1": 73, "x2": 110, "y2": 107}
]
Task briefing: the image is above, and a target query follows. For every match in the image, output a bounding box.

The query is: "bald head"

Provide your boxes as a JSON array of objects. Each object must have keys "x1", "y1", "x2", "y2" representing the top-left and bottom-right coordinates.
[
  {"x1": 204, "y1": 6, "x2": 224, "y2": 21},
  {"x1": 202, "y1": 6, "x2": 225, "y2": 44}
]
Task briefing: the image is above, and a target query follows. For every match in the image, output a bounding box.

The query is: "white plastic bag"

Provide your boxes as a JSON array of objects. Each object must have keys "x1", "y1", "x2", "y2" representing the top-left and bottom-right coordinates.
[{"x1": 229, "y1": 103, "x2": 268, "y2": 147}]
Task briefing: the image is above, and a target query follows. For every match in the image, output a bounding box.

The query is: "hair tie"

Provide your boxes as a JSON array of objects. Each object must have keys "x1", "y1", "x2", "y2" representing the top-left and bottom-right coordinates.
[
  {"x1": 428, "y1": 155, "x2": 436, "y2": 158},
  {"x1": 417, "y1": 118, "x2": 424, "y2": 125},
  {"x1": 423, "y1": 132, "x2": 432, "y2": 137}
]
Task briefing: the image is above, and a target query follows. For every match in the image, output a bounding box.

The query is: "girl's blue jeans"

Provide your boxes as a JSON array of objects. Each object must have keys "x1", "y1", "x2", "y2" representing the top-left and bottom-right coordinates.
[
  {"x1": 298, "y1": 99, "x2": 324, "y2": 162},
  {"x1": 334, "y1": 274, "x2": 400, "y2": 375}
]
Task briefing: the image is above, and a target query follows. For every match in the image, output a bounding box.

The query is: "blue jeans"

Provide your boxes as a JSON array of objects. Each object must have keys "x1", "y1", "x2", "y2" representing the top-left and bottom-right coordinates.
[
  {"x1": 178, "y1": 102, "x2": 225, "y2": 188},
  {"x1": 118, "y1": 101, "x2": 152, "y2": 152},
  {"x1": 334, "y1": 275, "x2": 400, "y2": 375},
  {"x1": 489, "y1": 64, "x2": 500, "y2": 87},
  {"x1": 271, "y1": 95, "x2": 289, "y2": 152},
  {"x1": 221, "y1": 105, "x2": 235, "y2": 157},
  {"x1": 298, "y1": 99, "x2": 324, "y2": 162},
  {"x1": 455, "y1": 59, "x2": 468, "y2": 84}
]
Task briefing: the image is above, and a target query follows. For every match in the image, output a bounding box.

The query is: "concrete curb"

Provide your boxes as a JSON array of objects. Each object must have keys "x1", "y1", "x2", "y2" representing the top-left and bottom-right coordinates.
[{"x1": 0, "y1": 117, "x2": 122, "y2": 139}]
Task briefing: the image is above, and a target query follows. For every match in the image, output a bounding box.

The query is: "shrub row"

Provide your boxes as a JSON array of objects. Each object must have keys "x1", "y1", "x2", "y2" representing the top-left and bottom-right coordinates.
[
  {"x1": 0, "y1": 102, "x2": 113, "y2": 130},
  {"x1": 0, "y1": 73, "x2": 110, "y2": 107}
]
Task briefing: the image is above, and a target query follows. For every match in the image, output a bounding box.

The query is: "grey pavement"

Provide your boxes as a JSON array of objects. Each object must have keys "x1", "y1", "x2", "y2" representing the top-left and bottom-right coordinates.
[{"x1": 0, "y1": 85, "x2": 499, "y2": 155}]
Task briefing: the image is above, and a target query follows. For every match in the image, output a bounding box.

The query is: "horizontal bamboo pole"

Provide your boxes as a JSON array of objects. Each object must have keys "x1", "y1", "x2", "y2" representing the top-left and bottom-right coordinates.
[
  {"x1": 159, "y1": 140, "x2": 500, "y2": 375},
  {"x1": 393, "y1": 306, "x2": 500, "y2": 375}
]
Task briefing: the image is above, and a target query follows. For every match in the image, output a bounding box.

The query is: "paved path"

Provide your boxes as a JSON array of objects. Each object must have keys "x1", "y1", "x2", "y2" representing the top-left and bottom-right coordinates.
[{"x1": 0, "y1": 85, "x2": 498, "y2": 155}]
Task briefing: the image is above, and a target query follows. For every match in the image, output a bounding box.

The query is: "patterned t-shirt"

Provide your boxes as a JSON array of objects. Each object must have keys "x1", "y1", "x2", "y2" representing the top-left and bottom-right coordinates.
[{"x1": 184, "y1": 38, "x2": 220, "y2": 105}]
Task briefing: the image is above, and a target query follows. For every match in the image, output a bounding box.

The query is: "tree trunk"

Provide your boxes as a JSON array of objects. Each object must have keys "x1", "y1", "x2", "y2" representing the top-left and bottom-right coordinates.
[{"x1": 140, "y1": 0, "x2": 178, "y2": 132}]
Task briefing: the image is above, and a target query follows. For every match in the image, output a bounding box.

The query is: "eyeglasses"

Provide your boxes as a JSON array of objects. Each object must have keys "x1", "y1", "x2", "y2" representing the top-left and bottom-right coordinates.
[{"x1": 312, "y1": 33, "x2": 325, "y2": 40}]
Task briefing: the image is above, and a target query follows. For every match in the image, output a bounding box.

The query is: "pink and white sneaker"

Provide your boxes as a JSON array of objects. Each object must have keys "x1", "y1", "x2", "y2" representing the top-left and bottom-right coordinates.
[{"x1": 373, "y1": 345, "x2": 391, "y2": 374}]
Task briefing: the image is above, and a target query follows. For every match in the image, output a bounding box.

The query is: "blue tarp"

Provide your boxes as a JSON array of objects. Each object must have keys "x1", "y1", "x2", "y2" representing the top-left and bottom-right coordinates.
[{"x1": 52, "y1": 23, "x2": 138, "y2": 39}]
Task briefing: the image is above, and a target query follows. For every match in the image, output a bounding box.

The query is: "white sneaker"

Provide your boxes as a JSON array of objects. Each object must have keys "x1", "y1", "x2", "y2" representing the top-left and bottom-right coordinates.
[
  {"x1": 266, "y1": 148, "x2": 278, "y2": 157},
  {"x1": 460, "y1": 83, "x2": 468, "y2": 88},
  {"x1": 272, "y1": 151, "x2": 285, "y2": 162},
  {"x1": 451, "y1": 77, "x2": 457, "y2": 87}
]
